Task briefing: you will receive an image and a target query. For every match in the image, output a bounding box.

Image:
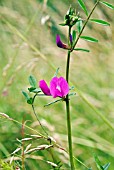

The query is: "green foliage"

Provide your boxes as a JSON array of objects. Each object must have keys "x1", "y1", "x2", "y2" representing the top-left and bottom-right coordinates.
[
  {"x1": 76, "y1": 20, "x2": 83, "y2": 33},
  {"x1": 60, "y1": 6, "x2": 80, "y2": 27},
  {"x1": 100, "y1": 1, "x2": 114, "y2": 9},
  {"x1": 74, "y1": 48, "x2": 90, "y2": 52},
  {"x1": 28, "y1": 87, "x2": 41, "y2": 93},
  {"x1": 72, "y1": 30, "x2": 77, "y2": 42},
  {"x1": 80, "y1": 36, "x2": 98, "y2": 42},
  {"x1": 22, "y1": 91, "x2": 30, "y2": 101},
  {"x1": 22, "y1": 91, "x2": 33, "y2": 104},
  {"x1": 90, "y1": 19, "x2": 110, "y2": 26},
  {"x1": 29, "y1": 75, "x2": 37, "y2": 88},
  {"x1": 78, "y1": 0, "x2": 88, "y2": 16}
]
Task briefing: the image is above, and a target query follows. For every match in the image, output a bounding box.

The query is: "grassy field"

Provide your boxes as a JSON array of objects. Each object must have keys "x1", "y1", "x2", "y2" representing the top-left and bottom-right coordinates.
[{"x1": 0, "y1": 0, "x2": 114, "y2": 169}]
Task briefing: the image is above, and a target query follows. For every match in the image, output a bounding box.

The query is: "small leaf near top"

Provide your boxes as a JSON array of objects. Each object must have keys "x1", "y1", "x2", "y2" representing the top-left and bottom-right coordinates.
[
  {"x1": 29, "y1": 75, "x2": 37, "y2": 88},
  {"x1": 100, "y1": 1, "x2": 114, "y2": 9},
  {"x1": 78, "y1": 0, "x2": 88, "y2": 16},
  {"x1": 80, "y1": 36, "x2": 98, "y2": 43},
  {"x1": 76, "y1": 20, "x2": 83, "y2": 33},
  {"x1": 90, "y1": 19, "x2": 110, "y2": 26}
]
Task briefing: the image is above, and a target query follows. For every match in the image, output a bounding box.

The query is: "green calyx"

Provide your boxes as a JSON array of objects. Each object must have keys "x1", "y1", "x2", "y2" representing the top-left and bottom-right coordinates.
[{"x1": 60, "y1": 6, "x2": 80, "y2": 27}]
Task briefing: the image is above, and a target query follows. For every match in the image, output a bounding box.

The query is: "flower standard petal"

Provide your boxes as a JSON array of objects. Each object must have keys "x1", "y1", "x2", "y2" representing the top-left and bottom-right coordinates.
[
  {"x1": 50, "y1": 77, "x2": 60, "y2": 98},
  {"x1": 59, "y1": 77, "x2": 69, "y2": 97},
  {"x1": 39, "y1": 80, "x2": 51, "y2": 95},
  {"x1": 50, "y1": 77, "x2": 69, "y2": 98}
]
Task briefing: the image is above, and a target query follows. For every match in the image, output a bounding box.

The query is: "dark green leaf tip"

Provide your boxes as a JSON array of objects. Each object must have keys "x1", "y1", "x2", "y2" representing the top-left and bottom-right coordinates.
[
  {"x1": 27, "y1": 97, "x2": 33, "y2": 105},
  {"x1": 90, "y1": 19, "x2": 110, "y2": 26},
  {"x1": 29, "y1": 75, "x2": 37, "y2": 88},
  {"x1": 80, "y1": 36, "x2": 98, "y2": 43},
  {"x1": 74, "y1": 48, "x2": 90, "y2": 52},
  {"x1": 78, "y1": 0, "x2": 88, "y2": 16},
  {"x1": 100, "y1": 1, "x2": 114, "y2": 10}
]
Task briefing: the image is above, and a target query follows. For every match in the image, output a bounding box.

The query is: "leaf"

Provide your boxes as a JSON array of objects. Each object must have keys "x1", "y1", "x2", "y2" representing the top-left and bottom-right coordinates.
[
  {"x1": 74, "y1": 48, "x2": 90, "y2": 52},
  {"x1": 44, "y1": 98, "x2": 63, "y2": 107},
  {"x1": 90, "y1": 19, "x2": 110, "y2": 26},
  {"x1": 28, "y1": 87, "x2": 41, "y2": 93},
  {"x1": 80, "y1": 36, "x2": 98, "y2": 42},
  {"x1": 72, "y1": 30, "x2": 76, "y2": 43},
  {"x1": 28, "y1": 87, "x2": 36, "y2": 92},
  {"x1": 102, "y1": 163, "x2": 110, "y2": 170},
  {"x1": 100, "y1": 1, "x2": 114, "y2": 9},
  {"x1": 22, "y1": 91, "x2": 30, "y2": 101},
  {"x1": 22, "y1": 91, "x2": 33, "y2": 105},
  {"x1": 78, "y1": 0, "x2": 88, "y2": 16},
  {"x1": 27, "y1": 97, "x2": 33, "y2": 105},
  {"x1": 77, "y1": 20, "x2": 83, "y2": 33},
  {"x1": 29, "y1": 75, "x2": 37, "y2": 88},
  {"x1": 59, "y1": 23, "x2": 66, "y2": 26}
]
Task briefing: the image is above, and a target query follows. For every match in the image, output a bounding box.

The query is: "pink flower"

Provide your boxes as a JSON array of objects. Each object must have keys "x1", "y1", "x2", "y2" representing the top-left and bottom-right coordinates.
[{"x1": 39, "y1": 77, "x2": 69, "y2": 98}]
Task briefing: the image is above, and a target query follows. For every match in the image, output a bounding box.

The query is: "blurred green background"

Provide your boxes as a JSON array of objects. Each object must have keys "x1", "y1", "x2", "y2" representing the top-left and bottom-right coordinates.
[{"x1": 0, "y1": 0, "x2": 114, "y2": 169}]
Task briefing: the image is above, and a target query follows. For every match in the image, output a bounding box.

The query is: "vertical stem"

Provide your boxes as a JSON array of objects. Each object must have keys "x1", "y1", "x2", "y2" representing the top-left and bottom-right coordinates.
[{"x1": 65, "y1": 27, "x2": 75, "y2": 170}]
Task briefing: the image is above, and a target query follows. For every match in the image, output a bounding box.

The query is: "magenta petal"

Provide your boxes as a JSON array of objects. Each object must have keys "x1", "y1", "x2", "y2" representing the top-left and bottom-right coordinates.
[
  {"x1": 56, "y1": 35, "x2": 63, "y2": 48},
  {"x1": 56, "y1": 34, "x2": 67, "y2": 49},
  {"x1": 50, "y1": 77, "x2": 62, "y2": 98},
  {"x1": 39, "y1": 80, "x2": 51, "y2": 95},
  {"x1": 50, "y1": 77, "x2": 69, "y2": 98},
  {"x1": 59, "y1": 77, "x2": 69, "y2": 97}
]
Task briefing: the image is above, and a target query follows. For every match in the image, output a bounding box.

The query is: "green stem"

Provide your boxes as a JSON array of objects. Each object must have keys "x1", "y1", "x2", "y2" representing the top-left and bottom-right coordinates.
[
  {"x1": 32, "y1": 102, "x2": 48, "y2": 137},
  {"x1": 65, "y1": 2, "x2": 101, "y2": 169},
  {"x1": 65, "y1": 26, "x2": 75, "y2": 169}
]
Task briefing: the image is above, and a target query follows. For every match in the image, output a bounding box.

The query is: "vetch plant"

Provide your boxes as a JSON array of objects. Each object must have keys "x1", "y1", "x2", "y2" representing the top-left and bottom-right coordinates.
[{"x1": 22, "y1": 0, "x2": 114, "y2": 169}]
